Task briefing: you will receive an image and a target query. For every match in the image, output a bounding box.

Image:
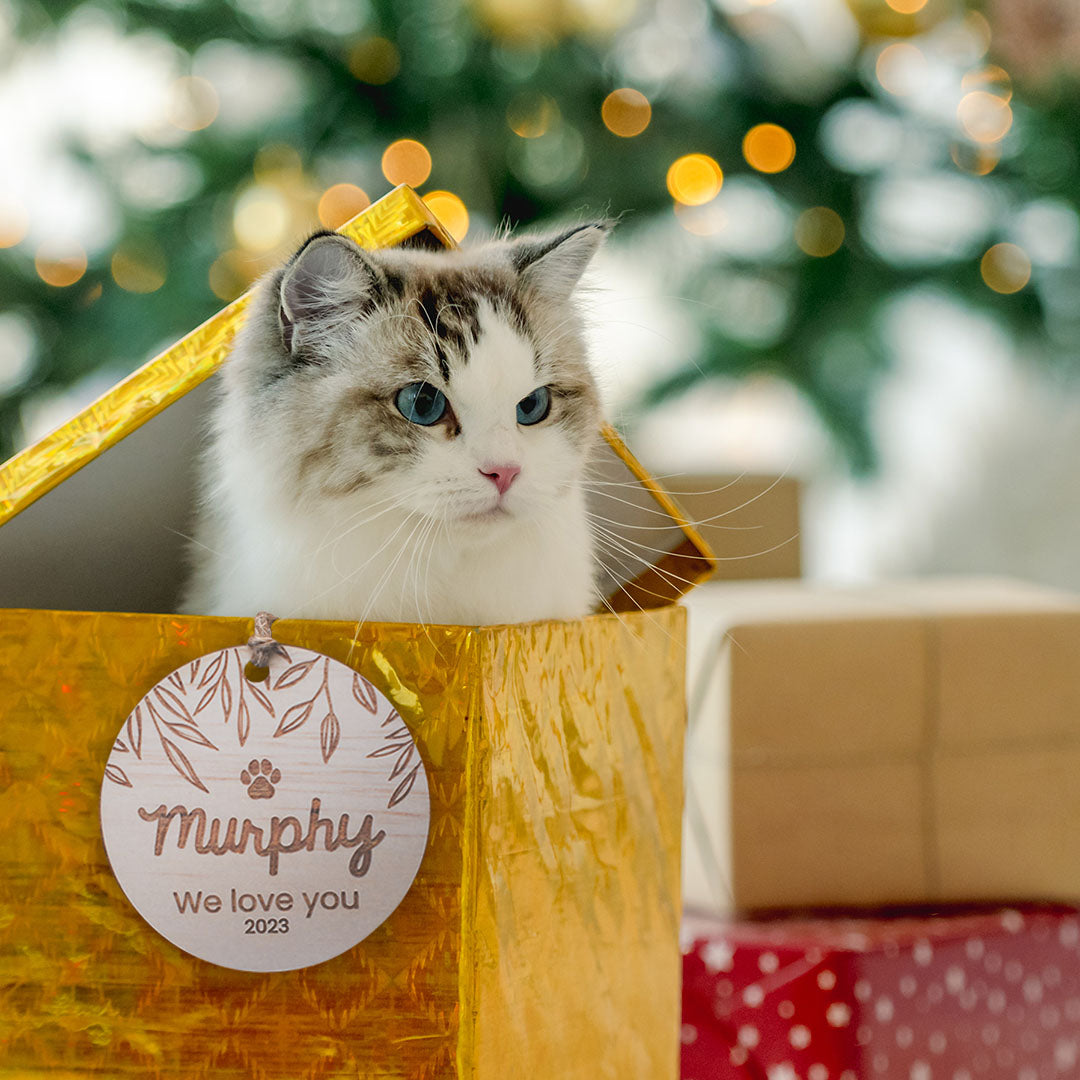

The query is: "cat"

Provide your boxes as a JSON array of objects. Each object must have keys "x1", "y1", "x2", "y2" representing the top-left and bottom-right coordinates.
[{"x1": 181, "y1": 220, "x2": 611, "y2": 626}]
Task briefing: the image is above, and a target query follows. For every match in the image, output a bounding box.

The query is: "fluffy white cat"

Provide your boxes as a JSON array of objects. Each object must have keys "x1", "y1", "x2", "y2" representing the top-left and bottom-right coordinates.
[{"x1": 182, "y1": 222, "x2": 610, "y2": 625}]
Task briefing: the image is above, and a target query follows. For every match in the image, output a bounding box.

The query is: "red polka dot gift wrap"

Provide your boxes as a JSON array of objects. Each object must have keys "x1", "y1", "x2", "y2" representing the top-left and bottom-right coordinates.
[{"x1": 681, "y1": 906, "x2": 1080, "y2": 1080}]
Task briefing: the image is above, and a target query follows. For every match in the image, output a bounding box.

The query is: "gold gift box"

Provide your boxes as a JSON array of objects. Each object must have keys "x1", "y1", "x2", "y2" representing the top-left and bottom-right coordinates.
[
  {"x1": 0, "y1": 188, "x2": 713, "y2": 1078},
  {"x1": 683, "y1": 577, "x2": 1080, "y2": 913}
]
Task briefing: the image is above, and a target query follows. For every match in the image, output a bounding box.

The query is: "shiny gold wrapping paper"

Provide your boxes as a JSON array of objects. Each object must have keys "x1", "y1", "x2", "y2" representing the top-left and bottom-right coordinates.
[{"x1": 0, "y1": 607, "x2": 685, "y2": 1078}]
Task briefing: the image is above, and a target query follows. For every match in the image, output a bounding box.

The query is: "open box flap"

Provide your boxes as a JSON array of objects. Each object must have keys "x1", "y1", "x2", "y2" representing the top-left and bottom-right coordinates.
[{"x1": 0, "y1": 186, "x2": 714, "y2": 614}]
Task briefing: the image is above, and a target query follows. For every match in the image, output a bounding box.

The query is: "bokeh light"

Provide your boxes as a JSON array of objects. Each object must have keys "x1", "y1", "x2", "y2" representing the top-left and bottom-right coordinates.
[
  {"x1": 208, "y1": 250, "x2": 250, "y2": 302},
  {"x1": 742, "y1": 124, "x2": 796, "y2": 174},
  {"x1": 381, "y1": 139, "x2": 432, "y2": 186},
  {"x1": 795, "y1": 207, "x2": 845, "y2": 257},
  {"x1": 875, "y1": 43, "x2": 926, "y2": 97},
  {"x1": 423, "y1": 191, "x2": 470, "y2": 242},
  {"x1": 0, "y1": 199, "x2": 28, "y2": 248},
  {"x1": 601, "y1": 88, "x2": 651, "y2": 137},
  {"x1": 347, "y1": 37, "x2": 400, "y2": 84},
  {"x1": 167, "y1": 76, "x2": 219, "y2": 132},
  {"x1": 317, "y1": 183, "x2": 371, "y2": 229},
  {"x1": 35, "y1": 245, "x2": 88, "y2": 287},
  {"x1": 886, "y1": 0, "x2": 927, "y2": 12},
  {"x1": 961, "y1": 64, "x2": 1012, "y2": 103},
  {"x1": 950, "y1": 141, "x2": 1000, "y2": 176},
  {"x1": 957, "y1": 91, "x2": 1013, "y2": 143},
  {"x1": 507, "y1": 92, "x2": 559, "y2": 139},
  {"x1": 667, "y1": 154, "x2": 723, "y2": 206},
  {"x1": 233, "y1": 185, "x2": 290, "y2": 252},
  {"x1": 111, "y1": 243, "x2": 167, "y2": 293},
  {"x1": 674, "y1": 201, "x2": 727, "y2": 236},
  {"x1": 981, "y1": 243, "x2": 1031, "y2": 294}
]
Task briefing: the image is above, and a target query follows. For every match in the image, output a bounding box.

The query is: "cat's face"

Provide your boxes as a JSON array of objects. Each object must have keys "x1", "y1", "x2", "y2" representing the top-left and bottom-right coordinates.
[{"x1": 229, "y1": 224, "x2": 607, "y2": 532}]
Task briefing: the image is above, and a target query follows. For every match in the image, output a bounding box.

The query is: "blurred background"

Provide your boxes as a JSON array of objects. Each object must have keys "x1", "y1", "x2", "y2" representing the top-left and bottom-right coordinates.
[{"x1": 2, "y1": 0, "x2": 1079, "y2": 589}]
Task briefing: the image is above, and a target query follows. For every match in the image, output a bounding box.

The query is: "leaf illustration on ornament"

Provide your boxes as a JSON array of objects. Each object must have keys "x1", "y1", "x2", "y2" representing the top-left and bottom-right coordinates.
[
  {"x1": 113, "y1": 738, "x2": 129, "y2": 754},
  {"x1": 352, "y1": 672, "x2": 379, "y2": 713},
  {"x1": 275, "y1": 698, "x2": 315, "y2": 737},
  {"x1": 388, "y1": 743, "x2": 415, "y2": 780},
  {"x1": 274, "y1": 658, "x2": 318, "y2": 691},
  {"x1": 388, "y1": 764, "x2": 421, "y2": 809},
  {"x1": 197, "y1": 651, "x2": 225, "y2": 689},
  {"x1": 167, "y1": 670, "x2": 185, "y2": 693},
  {"x1": 159, "y1": 733, "x2": 209, "y2": 793},
  {"x1": 126, "y1": 706, "x2": 143, "y2": 759},
  {"x1": 220, "y1": 675, "x2": 233, "y2": 725},
  {"x1": 104, "y1": 763, "x2": 133, "y2": 788},
  {"x1": 320, "y1": 711, "x2": 341, "y2": 763},
  {"x1": 146, "y1": 697, "x2": 218, "y2": 751},
  {"x1": 237, "y1": 697, "x2": 250, "y2": 747},
  {"x1": 187, "y1": 657, "x2": 201, "y2": 684},
  {"x1": 154, "y1": 686, "x2": 196, "y2": 726}
]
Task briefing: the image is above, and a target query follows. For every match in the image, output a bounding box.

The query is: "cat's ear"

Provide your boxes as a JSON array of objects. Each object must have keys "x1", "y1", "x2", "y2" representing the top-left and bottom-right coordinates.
[
  {"x1": 278, "y1": 233, "x2": 381, "y2": 355},
  {"x1": 509, "y1": 221, "x2": 612, "y2": 299}
]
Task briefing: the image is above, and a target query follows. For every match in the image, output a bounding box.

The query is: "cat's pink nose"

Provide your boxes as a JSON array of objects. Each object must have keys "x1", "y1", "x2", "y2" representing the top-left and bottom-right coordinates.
[{"x1": 479, "y1": 463, "x2": 521, "y2": 495}]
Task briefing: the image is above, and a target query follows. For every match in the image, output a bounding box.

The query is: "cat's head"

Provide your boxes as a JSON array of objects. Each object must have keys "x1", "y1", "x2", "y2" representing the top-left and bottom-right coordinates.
[{"x1": 227, "y1": 221, "x2": 609, "y2": 530}]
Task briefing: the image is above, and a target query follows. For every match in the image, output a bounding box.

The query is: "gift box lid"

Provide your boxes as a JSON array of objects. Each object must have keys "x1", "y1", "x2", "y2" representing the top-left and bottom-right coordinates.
[{"x1": 0, "y1": 186, "x2": 714, "y2": 615}]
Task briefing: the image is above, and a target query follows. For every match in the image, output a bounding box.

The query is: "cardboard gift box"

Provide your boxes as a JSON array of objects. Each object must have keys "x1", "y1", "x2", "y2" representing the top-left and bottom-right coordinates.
[
  {"x1": 681, "y1": 905, "x2": 1080, "y2": 1079},
  {"x1": 682, "y1": 577, "x2": 1080, "y2": 913},
  {"x1": 0, "y1": 188, "x2": 713, "y2": 1078}
]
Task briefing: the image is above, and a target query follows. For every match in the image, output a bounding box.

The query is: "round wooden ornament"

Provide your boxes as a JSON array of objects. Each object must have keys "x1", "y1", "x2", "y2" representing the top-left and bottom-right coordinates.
[{"x1": 99, "y1": 639, "x2": 430, "y2": 972}]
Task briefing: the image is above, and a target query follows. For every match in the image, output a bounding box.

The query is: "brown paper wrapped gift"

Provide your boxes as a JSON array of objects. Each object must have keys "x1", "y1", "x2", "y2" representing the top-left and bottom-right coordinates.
[
  {"x1": 682, "y1": 577, "x2": 1080, "y2": 913},
  {"x1": 0, "y1": 187, "x2": 713, "y2": 1079}
]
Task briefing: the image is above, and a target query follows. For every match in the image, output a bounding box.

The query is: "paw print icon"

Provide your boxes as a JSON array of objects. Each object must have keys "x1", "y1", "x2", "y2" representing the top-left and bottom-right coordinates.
[{"x1": 241, "y1": 759, "x2": 281, "y2": 799}]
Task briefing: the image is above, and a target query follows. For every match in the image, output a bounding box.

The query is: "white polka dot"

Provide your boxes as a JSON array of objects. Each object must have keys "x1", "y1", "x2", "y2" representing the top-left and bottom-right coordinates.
[
  {"x1": 828, "y1": 1002, "x2": 852, "y2": 1028},
  {"x1": 805, "y1": 947, "x2": 823, "y2": 965},
  {"x1": 789, "y1": 1025, "x2": 811, "y2": 1050},
  {"x1": 959, "y1": 988, "x2": 978, "y2": 1011},
  {"x1": 855, "y1": 979, "x2": 873, "y2": 1001},
  {"x1": 1040, "y1": 1004, "x2": 1061, "y2": 1029},
  {"x1": 928, "y1": 1031, "x2": 947, "y2": 1054},
  {"x1": 896, "y1": 1025, "x2": 914, "y2": 1048},
  {"x1": 767, "y1": 1065, "x2": 797, "y2": 1080},
  {"x1": 1058, "y1": 922, "x2": 1079, "y2": 948},
  {"x1": 913, "y1": 940, "x2": 934, "y2": 966},
  {"x1": 873, "y1": 1054, "x2": 889, "y2": 1074},
  {"x1": 987, "y1": 989, "x2": 1006, "y2": 1014},
  {"x1": 910, "y1": 1063, "x2": 931, "y2": 1080},
  {"x1": 900, "y1": 975, "x2": 918, "y2": 998},
  {"x1": 1000, "y1": 909, "x2": 1024, "y2": 933},
  {"x1": 945, "y1": 966, "x2": 966, "y2": 994},
  {"x1": 926, "y1": 983, "x2": 944, "y2": 1005},
  {"x1": 1022, "y1": 976, "x2": 1043, "y2": 1004},
  {"x1": 808, "y1": 1066, "x2": 829, "y2": 1080},
  {"x1": 738, "y1": 1024, "x2": 760, "y2": 1048},
  {"x1": 1055, "y1": 1038, "x2": 1078, "y2": 1069},
  {"x1": 680, "y1": 927, "x2": 696, "y2": 954},
  {"x1": 743, "y1": 984, "x2": 764, "y2": 1007},
  {"x1": 845, "y1": 933, "x2": 870, "y2": 951},
  {"x1": 759, "y1": 951, "x2": 780, "y2": 974},
  {"x1": 1043, "y1": 964, "x2": 1062, "y2": 987},
  {"x1": 840, "y1": 1072, "x2": 857, "y2": 1080},
  {"x1": 1017, "y1": 1068, "x2": 1037, "y2": 1080},
  {"x1": 730, "y1": 1046, "x2": 749, "y2": 1066},
  {"x1": 857, "y1": 1024, "x2": 873, "y2": 1044},
  {"x1": 1003, "y1": 960, "x2": 1023, "y2": 983},
  {"x1": 965, "y1": 938, "x2": 985, "y2": 960},
  {"x1": 984, "y1": 953, "x2": 1003, "y2": 974},
  {"x1": 680, "y1": 1024, "x2": 698, "y2": 1045},
  {"x1": 778, "y1": 1000, "x2": 795, "y2": 1019},
  {"x1": 703, "y1": 940, "x2": 735, "y2": 973},
  {"x1": 875, "y1": 996, "x2": 895, "y2": 1022},
  {"x1": 952, "y1": 1071, "x2": 971, "y2": 1080},
  {"x1": 981, "y1": 1024, "x2": 1000, "y2": 1046},
  {"x1": 817, "y1": 969, "x2": 837, "y2": 990}
]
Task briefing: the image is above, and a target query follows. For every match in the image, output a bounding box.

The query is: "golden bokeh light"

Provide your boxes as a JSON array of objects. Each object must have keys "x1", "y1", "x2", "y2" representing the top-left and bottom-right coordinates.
[
  {"x1": 950, "y1": 140, "x2": 1000, "y2": 176},
  {"x1": 886, "y1": 0, "x2": 928, "y2": 12},
  {"x1": 111, "y1": 244, "x2": 167, "y2": 294},
  {"x1": 167, "y1": 76, "x2": 219, "y2": 132},
  {"x1": 674, "y1": 201, "x2": 727, "y2": 236},
  {"x1": 795, "y1": 207, "x2": 845, "y2": 257},
  {"x1": 0, "y1": 199, "x2": 28, "y2": 248},
  {"x1": 981, "y1": 243, "x2": 1031, "y2": 294},
  {"x1": 601, "y1": 88, "x2": 651, "y2": 138},
  {"x1": 381, "y1": 139, "x2": 432, "y2": 187},
  {"x1": 34, "y1": 244, "x2": 88, "y2": 288},
  {"x1": 208, "y1": 249, "x2": 250, "y2": 302},
  {"x1": 965, "y1": 11, "x2": 992, "y2": 56},
  {"x1": 958, "y1": 91, "x2": 1013, "y2": 143},
  {"x1": 961, "y1": 64, "x2": 1013, "y2": 103},
  {"x1": 875, "y1": 42, "x2": 926, "y2": 96},
  {"x1": 422, "y1": 191, "x2": 470, "y2": 242},
  {"x1": 666, "y1": 154, "x2": 723, "y2": 206},
  {"x1": 742, "y1": 123, "x2": 796, "y2": 174},
  {"x1": 233, "y1": 185, "x2": 290, "y2": 252},
  {"x1": 317, "y1": 184, "x2": 371, "y2": 229},
  {"x1": 348, "y1": 36, "x2": 401, "y2": 84},
  {"x1": 507, "y1": 93, "x2": 560, "y2": 139}
]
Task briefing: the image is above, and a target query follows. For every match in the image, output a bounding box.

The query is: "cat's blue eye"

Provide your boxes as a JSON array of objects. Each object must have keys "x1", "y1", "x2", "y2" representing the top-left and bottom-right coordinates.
[
  {"x1": 516, "y1": 386, "x2": 551, "y2": 426},
  {"x1": 396, "y1": 381, "x2": 447, "y2": 426}
]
